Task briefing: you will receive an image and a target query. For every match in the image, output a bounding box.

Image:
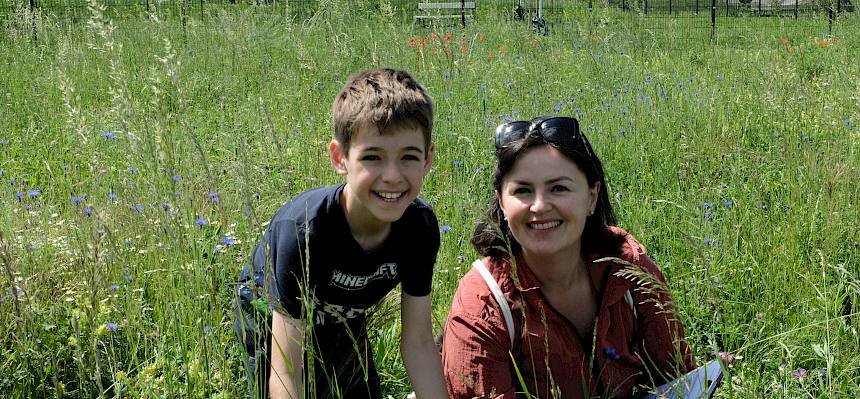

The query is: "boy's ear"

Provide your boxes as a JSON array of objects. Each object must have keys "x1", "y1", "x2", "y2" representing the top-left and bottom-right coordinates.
[
  {"x1": 329, "y1": 140, "x2": 348, "y2": 176},
  {"x1": 422, "y1": 143, "x2": 436, "y2": 175}
]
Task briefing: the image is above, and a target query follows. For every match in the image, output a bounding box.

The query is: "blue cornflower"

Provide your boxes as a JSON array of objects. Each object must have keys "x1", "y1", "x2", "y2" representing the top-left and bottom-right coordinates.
[
  {"x1": 479, "y1": 84, "x2": 487, "y2": 90},
  {"x1": 442, "y1": 71, "x2": 450, "y2": 79},
  {"x1": 107, "y1": 192, "x2": 117, "y2": 201},
  {"x1": 214, "y1": 244, "x2": 224, "y2": 252},
  {"x1": 128, "y1": 167, "x2": 139, "y2": 174},
  {"x1": 723, "y1": 201, "x2": 733, "y2": 207},
  {"x1": 84, "y1": 207, "x2": 94, "y2": 217},
  {"x1": 207, "y1": 191, "x2": 220, "y2": 203},
  {"x1": 604, "y1": 347, "x2": 620, "y2": 361},
  {"x1": 72, "y1": 196, "x2": 85, "y2": 206},
  {"x1": 106, "y1": 323, "x2": 118, "y2": 332},
  {"x1": 133, "y1": 204, "x2": 144, "y2": 213},
  {"x1": 452, "y1": 161, "x2": 463, "y2": 166},
  {"x1": 0, "y1": 169, "x2": 5, "y2": 177},
  {"x1": 844, "y1": 119, "x2": 853, "y2": 128},
  {"x1": 123, "y1": 274, "x2": 133, "y2": 281},
  {"x1": 175, "y1": 190, "x2": 183, "y2": 197},
  {"x1": 554, "y1": 102, "x2": 564, "y2": 113},
  {"x1": 101, "y1": 132, "x2": 119, "y2": 139},
  {"x1": 171, "y1": 175, "x2": 181, "y2": 183},
  {"x1": 220, "y1": 236, "x2": 238, "y2": 246},
  {"x1": 704, "y1": 238, "x2": 718, "y2": 245},
  {"x1": 109, "y1": 284, "x2": 120, "y2": 291},
  {"x1": 27, "y1": 189, "x2": 41, "y2": 198},
  {"x1": 503, "y1": 116, "x2": 514, "y2": 123},
  {"x1": 702, "y1": 202, "x2": 715, "y2": 208},
  {"x1": 587, "y1": 125, "x2": 594, "y2": 131},
  {"x1": 802, "y1": 135, "x2": 809, "y2": 142},
  {"x1": 161, "y1": 202, "x2": 170, "y2": 211},
  {"x1": 0, "y1": 139, "x2": 8, "y2": 145},
  {"x1": 124, "y1": 239, "x2": 133, "y2": 246},
  {"x1": 619, "y1": 129, "x2": 625, "y2": 135},
  {"x1": 195, "y1": 218, "x2": 208, "y2": 226},
  {"x1": 15, "y1": 192, "x2": 23, "y2": 201},
  {"x1": 440, "y1": 226, "x2": 452, "y2": 232},
  {"x1": 203, "y1": 325, "x2": 213, "y2": 335},
  {"x1": 704, "y1": 211, "x2": 713, "y2": 219}
]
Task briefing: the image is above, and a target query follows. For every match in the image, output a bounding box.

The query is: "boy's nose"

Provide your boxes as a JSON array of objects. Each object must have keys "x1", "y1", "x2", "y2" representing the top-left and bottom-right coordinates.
[{"x1": 380, "y1": 161, "x2": 403, "y2": 182}]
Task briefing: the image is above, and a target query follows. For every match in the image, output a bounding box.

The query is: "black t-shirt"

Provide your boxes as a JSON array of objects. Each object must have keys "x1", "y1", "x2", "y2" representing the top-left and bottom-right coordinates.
[{"x1": 243, "y1": 183, "x2": 439, "y2": 326}]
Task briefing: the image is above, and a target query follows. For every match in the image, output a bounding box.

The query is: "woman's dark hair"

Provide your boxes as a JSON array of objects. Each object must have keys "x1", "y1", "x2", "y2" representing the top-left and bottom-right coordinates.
[{"x1": 471, "y1": 116, "x2": 624, "y2": 258}]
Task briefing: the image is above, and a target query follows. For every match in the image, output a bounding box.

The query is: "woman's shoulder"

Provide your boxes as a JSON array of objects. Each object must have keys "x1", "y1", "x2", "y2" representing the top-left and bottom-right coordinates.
[
  {"x1": 605, "y1": 226, "x2": 664, "y2": 276},
  {"x1": 450, "y1": 257, "x2": 515, "y2": 311}
]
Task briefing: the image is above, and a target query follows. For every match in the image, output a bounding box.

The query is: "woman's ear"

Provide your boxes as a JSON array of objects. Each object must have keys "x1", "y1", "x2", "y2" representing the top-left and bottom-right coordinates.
[
  {"x1": 329, "y1": 140, "x2": 348, "y2": 176},
  {"x1": 589, "y1": 181, "x2": 601, "y2": 215}
]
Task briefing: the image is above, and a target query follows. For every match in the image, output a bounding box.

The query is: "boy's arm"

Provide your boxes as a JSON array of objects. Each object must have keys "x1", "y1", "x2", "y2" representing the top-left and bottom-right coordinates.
[
  {"x1": 400, "y1": 293, "x2": 447, "y2": 399},
  {"x1": 269, "y1": 310, "x2": 305, "y2": 399}
]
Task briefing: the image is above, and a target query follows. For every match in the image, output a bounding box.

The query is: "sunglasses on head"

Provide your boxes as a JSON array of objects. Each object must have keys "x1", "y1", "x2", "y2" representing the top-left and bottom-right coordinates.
[{"x1": 494, "y1": 116, "x2": 586, "y2": 150}]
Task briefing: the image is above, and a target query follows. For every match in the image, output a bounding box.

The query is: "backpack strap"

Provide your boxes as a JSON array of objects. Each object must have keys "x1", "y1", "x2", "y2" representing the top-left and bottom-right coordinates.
[{"x1": 472, "y1": 260, "x2": 515, "y2": 348}]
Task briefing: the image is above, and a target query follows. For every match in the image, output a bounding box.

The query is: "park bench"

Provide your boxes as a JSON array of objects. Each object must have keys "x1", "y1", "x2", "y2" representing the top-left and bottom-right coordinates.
[{"x1": 415, "y1": 2, "x2": 476, "y2": 27}]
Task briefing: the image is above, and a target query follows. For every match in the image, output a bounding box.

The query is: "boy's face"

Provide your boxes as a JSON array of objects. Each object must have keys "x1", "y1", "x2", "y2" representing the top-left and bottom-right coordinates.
[{"x1": 330, "y1": 123, "x2": 434, "y2": 228}]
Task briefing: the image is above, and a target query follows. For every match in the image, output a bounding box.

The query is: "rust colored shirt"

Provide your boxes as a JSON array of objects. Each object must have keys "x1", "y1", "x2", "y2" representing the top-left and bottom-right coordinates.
[{"x1": 442, "y1": 228, "x2": 696, "y2": 398}]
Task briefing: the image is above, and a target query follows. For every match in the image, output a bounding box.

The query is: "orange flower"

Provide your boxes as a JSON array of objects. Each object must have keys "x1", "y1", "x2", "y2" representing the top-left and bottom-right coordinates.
[
  {"x1": 458, "y1": 35, "x2": 467, "y2": 43},
  {"x1": 419, "y1": 37, "x2": 427, "y2": 46},
  {"x1": 408, "y1": 38, "x2": 417, "y2": 46},
  {"x1": 444, "y1": 47, "x2": 453, "y2": 57},
  {"x1": 817, "y1": 39, "x2": 831, "y2": 47},
  {"x1": 444, "y1": 34, "x2": 453, "y2": 41},
  {"x1": 487, "y1": 51, "x2": 494, "y2": 60},
  {"x1": 780, "y1": 38, "x2": 789, "y2": 46},
  {"x1": 787, "y1": 46, "x2": 796, "y2": 54},
  {"x1": 431, "y1": 33, "x2": 439, "y2": 39},
  {"x1": 479, "y1": 33, "x2": 486, "y2": 41},
  {"x1": 460, "y1": 45, "x2": 469, "y2": 53}
]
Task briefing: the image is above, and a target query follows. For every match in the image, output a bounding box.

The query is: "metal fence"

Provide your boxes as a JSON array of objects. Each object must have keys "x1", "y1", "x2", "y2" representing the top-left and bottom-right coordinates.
[{"x1": 1, "y1": 0, "x2": 856, "y2": 42}]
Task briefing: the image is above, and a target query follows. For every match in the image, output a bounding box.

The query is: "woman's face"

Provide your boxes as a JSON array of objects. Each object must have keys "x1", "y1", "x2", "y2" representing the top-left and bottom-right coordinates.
[{"x1": 498, "y1": 145, "x2": 599, "y2": 260}]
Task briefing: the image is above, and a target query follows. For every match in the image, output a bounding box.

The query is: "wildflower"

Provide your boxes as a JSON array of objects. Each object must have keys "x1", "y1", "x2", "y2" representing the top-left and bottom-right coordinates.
[
  {"x1": 83, "y1": 207, "x2": 94, "y2": 217},
  {"x1": 204, "y1": 325, "x2": 213, "y2": 335},
  {"x1": 723, "y1": 201, "x2": 733, "y2": 207},
  {"x1": 802, "y1": 135, "x2": 809, "y2": 142},
  {"x1": 704, "y1": 238, "x2": 715, "y2": 245},
  {"x1": 195, "y1": 218, "x2": 208, "y2": 227},
  {"x1": 792, "y1": 368, "x2": 807, "y2": 378},
  {"x1": 101, "y1": 132, "x2": 118, "y2": 139},
  {"x1": 171, "y1": 175, "x2": 181, "y2": 182},
  {"x1": 554, "y1": 102, "x2": 564, "y2": 113},
  {"x1": 124, "y1": 239, "x2": 133, "y2": 246},
  {"x1": 175, "y1": 190, "x2": 183, "y2": 197},
  {"x1": 479, "y1": 84, "x2": 487, "y2": 90},
  {"x1": 128, "y1": 167, "x2": 139, "y2": 174},
  {"x1": 408, "y1": 38, "x2": 417, "y2": 46},
  {"x1": 109, "y1": 284, "x2": 120, "y2": 291},
  {"x1": 703, "y1": 202, "x2": 715, "y2": 208},
  {"x1": 755, "y1": 312, "x2": 764, "y2": 320},
  {"x1": 443, "y1": 34, "x2": 452, "y2": 41},
  {"x1": 133, "y1": 204, "x2": 144, "y2": 213},
  {"x1": 457, "y1": 255, "x2": 467, "y2": 263},
  {"x1": 703, "y1": 211, "x2": 713, "y2": 219},
  {"x1": 72, "y1": 196, "x2": 85, "y2": 206},
  {"x1": 431, "y1": 32, "x2": 439, "y2": 39},
  {"x1": 214, "y1": 244, "x2": 224, "y2": 253},
  {"x1": 15, "y1": 192, "x2": 23, "y2": 201},
  {"x1": 161, "y1": 202, "x2": 170, "y2": 212},
  {"x1": 440, "y1": 226, "x2": 452, "y2": 232},
  {"x1": 452, "y1": 161, "x2": 463, "y2": 166},
  {"x1": 780, "y1": 37, "x2": 789, "y2": 46},
  {"x1": 788, "y1": 47, "x2": 796, "y2": 54},
  {"x1": 818, "y1": 369, "x2": 827, "y2": 376},
  {"x1": 604, "y1": 347, "x2": 620, "y2": 361},
  {"x1": 0, "y1": 139, "x2": 7, "y2": 145},
  {"x1": 107, "y1": 192, "x2": 117, "y2": 201},
  {"x1": 106, "y1": 323, "x2": 118, "y2": 332},
  {"x1": 853, "y1": 242, "x2": 859, "y2": 249},
  {"x1": 844, "y1": 119, "x2": 853, "y2": 128},
  {"x1": 123, "y1": 273, "x2": 133, "y2": 281},
  {"x1": 220, "y1": 236, "x2": 238, "y2": 246},
  {"x1": 27, "y1": 189, "x2": 41, "y2": 198},
  {"x1": 487, "y1": 51, "x2": 494, "y2": 60}
]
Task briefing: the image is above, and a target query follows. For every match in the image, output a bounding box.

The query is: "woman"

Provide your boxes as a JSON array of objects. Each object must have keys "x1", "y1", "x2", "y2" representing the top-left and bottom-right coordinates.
[{"x1": 442, "y1": 116, "x2": 696, "y2": 398}]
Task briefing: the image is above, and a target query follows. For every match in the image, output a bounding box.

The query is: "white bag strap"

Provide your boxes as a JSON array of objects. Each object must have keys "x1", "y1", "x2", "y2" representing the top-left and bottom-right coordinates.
[{"x1": 472, "y1": 260, "x2": 515, "y2": 348}]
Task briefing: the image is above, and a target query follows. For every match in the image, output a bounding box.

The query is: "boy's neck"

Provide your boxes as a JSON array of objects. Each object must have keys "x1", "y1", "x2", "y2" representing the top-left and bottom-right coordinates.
[{"x1": 340, "y1": 189, "x2": 392, "y2": 253}]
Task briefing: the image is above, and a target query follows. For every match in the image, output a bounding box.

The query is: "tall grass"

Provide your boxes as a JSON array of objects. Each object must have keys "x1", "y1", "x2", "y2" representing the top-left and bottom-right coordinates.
[{"x1": 0, "y1": 2, "x2": 858, "y2": 397}]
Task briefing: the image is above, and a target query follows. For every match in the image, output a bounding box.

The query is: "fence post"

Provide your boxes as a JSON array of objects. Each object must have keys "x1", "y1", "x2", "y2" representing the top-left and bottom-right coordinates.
[
  {"x1": 697, "y1": 0, "x2": 699, "y2": 15},
  {"x1": 645, "y1": 0, "x2": 648, "y2": 14},
  {"x1": 794, "y1": 0, "x2": 798, "y2": 18},
  {"x1": 758, "y1": 0, "x2": 761, "y2": 14},
  {"x1": 828, "y1": 1, "x2": 833, "y2": 34},
  {"x1": 711, "y1": 0, "x2": 716, "y2": 42},
  {"x1": 725, "y1": 0, "x2": 728, "y2": 16},
  {"x1": 670, "y1": 0, "x2": 673, "y2": 14},
  {"x1": 29, "y1": 0, "x2": 37, "y2": 42},
  {"x1": 460, "y1": 0, "x2": 466, "y2": 28}
]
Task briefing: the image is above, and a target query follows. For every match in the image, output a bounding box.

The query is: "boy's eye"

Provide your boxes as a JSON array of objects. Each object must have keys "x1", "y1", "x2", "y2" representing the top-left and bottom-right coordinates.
[
  {"x1": 402, "y1": 154, "x2": 421, "y2": 161},
  {"x1": 360, "y1": 154, "x2": 381, "y2": 161}
]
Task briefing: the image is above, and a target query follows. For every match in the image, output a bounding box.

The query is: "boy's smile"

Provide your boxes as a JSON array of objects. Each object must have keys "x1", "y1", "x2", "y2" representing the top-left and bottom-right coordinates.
[{"x1": 330, "y1": 122, "x2": 434, "y2": 237}]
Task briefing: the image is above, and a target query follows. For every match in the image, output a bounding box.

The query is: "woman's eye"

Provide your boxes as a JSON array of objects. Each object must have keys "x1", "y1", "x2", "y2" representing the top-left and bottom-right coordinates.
[
  {"x1": 551, "y1": 185, "x2": 570, "y2": 192},
  {"x1": 512, "y1": 187, "x2": 531, "y2": 195}
]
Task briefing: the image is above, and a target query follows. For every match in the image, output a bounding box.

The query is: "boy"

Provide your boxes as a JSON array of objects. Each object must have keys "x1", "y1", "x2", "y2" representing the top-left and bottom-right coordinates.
[{"x1": 234, "y1": 68, "x2": 446, "y2": 399}]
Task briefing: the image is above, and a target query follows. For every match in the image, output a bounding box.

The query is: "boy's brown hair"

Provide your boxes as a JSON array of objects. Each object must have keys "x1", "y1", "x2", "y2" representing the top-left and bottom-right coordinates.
[{"x1": 332, "y1": 68, "x2": 434, "y2": 154}]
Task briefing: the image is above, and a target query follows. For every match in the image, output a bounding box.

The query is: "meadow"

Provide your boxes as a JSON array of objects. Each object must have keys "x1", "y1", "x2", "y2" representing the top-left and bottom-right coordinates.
[{"x1": 1, "y1": 1, "x2": 858, "y2": 397}]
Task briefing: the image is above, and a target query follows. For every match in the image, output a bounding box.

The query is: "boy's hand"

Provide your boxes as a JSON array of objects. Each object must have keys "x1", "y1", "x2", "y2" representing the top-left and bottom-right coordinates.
[{"x1": 401, "y1": 293, "x2": 448, "y2": 399}]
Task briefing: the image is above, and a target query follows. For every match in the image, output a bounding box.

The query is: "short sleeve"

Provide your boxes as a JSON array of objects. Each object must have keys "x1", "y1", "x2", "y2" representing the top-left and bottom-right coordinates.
[
  {"x1": 399, "y1": 205, "x2": 440, "y2": 297},
  {"x1": 249, "y1": 219, "x2": 308, "y2": 319}
]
